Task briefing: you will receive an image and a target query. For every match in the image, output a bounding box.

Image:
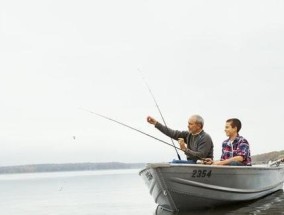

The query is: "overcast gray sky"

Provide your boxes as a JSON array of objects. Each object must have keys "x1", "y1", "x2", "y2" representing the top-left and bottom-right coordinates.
[{"x1": 1, "y1": 0, "x2": 284, "y2": 166}]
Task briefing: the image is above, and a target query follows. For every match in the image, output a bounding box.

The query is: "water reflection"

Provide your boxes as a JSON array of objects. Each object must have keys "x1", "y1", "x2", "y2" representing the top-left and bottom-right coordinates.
[{"x1": 153, "y1": 190, "x2": 284, "y2": 215}]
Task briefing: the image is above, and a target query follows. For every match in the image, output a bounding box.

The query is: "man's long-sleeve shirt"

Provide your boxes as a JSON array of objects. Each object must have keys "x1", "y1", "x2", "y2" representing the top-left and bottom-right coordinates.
[{"x1": 155, "y1": 122, "x2": 214, "y2": 160}]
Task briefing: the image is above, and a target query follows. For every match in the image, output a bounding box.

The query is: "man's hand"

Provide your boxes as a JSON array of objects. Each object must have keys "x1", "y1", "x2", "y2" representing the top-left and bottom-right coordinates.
[
  {"x1": 203, "y1": 158, "x2": 213, "y2": 165},
  {"x1": 147, "y1": 116, "x2": 157, "y2": 125},
  {"x1": 178, "y1": 138, "x2": 187, "y2": 151}
]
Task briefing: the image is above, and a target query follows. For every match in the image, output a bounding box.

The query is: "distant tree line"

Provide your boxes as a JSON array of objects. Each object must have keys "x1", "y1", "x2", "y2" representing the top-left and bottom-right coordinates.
[
  {"x1": 0, "y1": 162, "x2": 146, "y2": 174},
  {"x1": 252, "y1": 150, "x2": 284, "y2": 164}
]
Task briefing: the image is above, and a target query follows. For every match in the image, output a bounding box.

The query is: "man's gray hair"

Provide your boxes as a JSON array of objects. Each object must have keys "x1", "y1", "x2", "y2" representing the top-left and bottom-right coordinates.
[{"x1": 192, "y1": 115, "x2": 204, "y2": 128}]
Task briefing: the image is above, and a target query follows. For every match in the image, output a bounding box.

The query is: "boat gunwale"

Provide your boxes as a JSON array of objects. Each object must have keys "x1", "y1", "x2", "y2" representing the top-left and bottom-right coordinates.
[{"x1": 139, "y1": 163, "x2": 284, "y2": 173}]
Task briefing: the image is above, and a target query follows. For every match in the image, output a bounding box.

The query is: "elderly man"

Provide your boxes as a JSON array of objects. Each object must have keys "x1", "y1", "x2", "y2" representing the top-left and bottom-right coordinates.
[{"x1": 147, "y1": 115, "x2": 214, "y2": 164}]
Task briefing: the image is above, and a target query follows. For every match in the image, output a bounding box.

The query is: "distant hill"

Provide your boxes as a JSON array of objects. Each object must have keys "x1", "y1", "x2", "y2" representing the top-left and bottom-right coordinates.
[
  {"x1": 0, "y1": 162, "x2": 146, "y2": 174},
  {"x1": 252, "y1": 150, "x2": 284, "y2": 164}
]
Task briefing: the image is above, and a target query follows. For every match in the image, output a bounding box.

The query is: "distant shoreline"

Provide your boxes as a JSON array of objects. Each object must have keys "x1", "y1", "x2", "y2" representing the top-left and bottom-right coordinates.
[
  {"x1": 1, "y1": 150, "x2": 283, "y2": 175},
  {"x1": 0, "y1": 162, "x2": 146, "y2": 175}
]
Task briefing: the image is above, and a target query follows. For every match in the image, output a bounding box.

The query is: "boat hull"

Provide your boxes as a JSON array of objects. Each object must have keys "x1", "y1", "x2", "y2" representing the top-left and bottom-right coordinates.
[{"x1": 139, "y1": 163, "x2": 284, "y2": 212}]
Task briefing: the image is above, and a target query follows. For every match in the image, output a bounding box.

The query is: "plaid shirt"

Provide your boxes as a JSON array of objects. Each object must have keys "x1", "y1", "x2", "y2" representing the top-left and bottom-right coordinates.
[{"x1": 220, "y1": 135, "x2": 251, "y2": 166}]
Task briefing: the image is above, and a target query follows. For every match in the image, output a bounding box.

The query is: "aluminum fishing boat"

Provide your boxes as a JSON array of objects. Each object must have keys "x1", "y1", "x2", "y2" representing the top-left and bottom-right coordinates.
[{"x1": 139, "y1": 160, "x2": 284, "y2": 212}]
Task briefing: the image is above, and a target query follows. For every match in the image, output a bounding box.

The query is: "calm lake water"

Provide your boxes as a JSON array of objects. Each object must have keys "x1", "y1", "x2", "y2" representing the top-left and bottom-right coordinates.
[{"x1": 0, "y1": 169, "x2": 283, "y2": 215}]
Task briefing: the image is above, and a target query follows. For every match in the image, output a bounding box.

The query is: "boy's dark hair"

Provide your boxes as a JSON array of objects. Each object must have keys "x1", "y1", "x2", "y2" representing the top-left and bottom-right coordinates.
[{"x1": 226, "y1": 118, "x2": 242, "y2": 133}]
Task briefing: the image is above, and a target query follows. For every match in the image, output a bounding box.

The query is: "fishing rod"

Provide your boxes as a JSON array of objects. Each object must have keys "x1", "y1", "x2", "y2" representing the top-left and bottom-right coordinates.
[
  {"x1": 138, "y1": 69, "x2": 181, "y2": 160},
  {"x1": 80, "y1": 108, "x2": 183, "y2": 152},
  {"x1": 268, "y1": 158, "x2": 284, "y2": 167}
]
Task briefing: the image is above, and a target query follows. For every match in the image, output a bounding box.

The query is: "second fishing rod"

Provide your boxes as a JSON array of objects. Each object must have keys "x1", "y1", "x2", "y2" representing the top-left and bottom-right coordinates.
[{"x1": 139, "y1": 69, "x2": 182, "y2": 160}]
